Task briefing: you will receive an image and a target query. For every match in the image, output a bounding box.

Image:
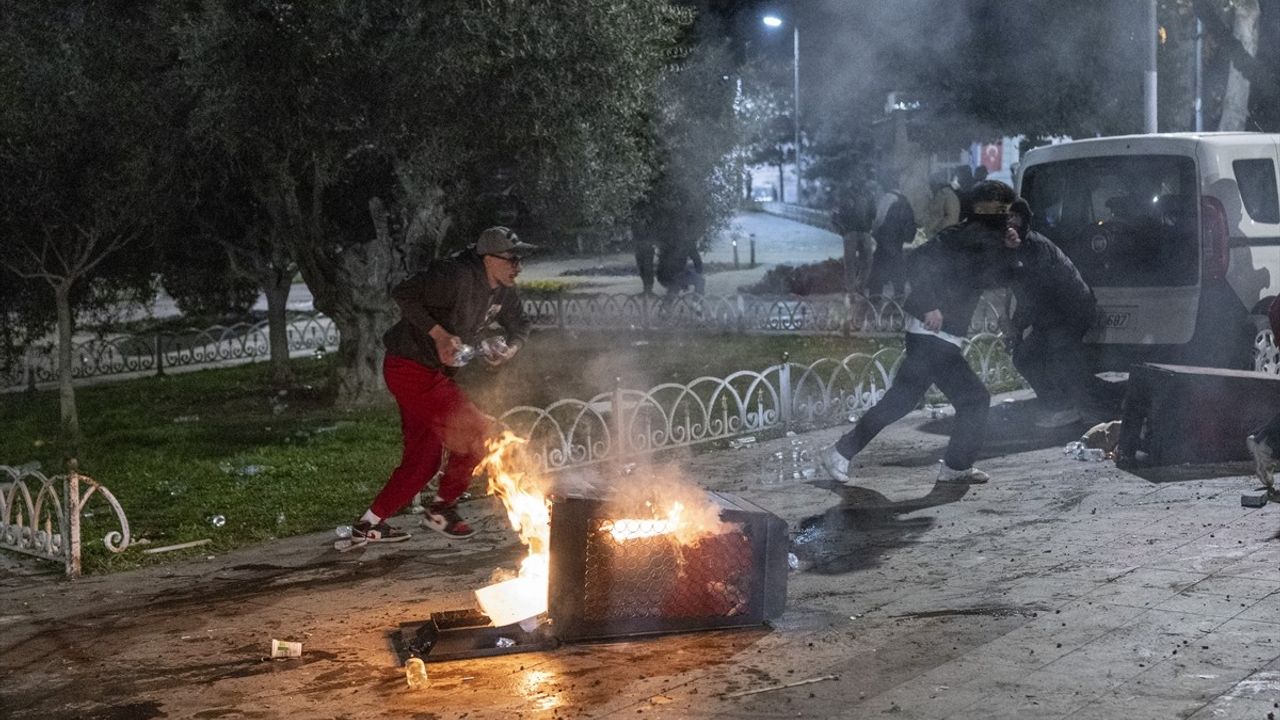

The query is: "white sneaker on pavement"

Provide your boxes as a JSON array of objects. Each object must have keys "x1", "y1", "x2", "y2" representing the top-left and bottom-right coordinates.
[
  {"x1": 818, "y1": 445, "x2": 852, "y2": 483},
  {"x1": 937, "y1": 462, "x2": 990, "y2": 484}
]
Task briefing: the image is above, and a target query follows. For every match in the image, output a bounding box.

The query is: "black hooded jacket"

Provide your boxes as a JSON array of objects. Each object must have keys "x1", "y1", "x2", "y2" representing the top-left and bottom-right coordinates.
[
  {"x1": 1007, "y1": 230, "x2": 1096, "y2": 331},
  {"x1": 382, "y1": 251, "x2": 531, "y2": 371},
  {"x1": 902, "y1": 222, "x2": 1010, "y2": 337}
]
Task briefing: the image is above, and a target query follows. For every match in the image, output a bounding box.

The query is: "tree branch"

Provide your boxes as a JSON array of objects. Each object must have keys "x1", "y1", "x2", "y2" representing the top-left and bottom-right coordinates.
[{"x1": 1192, "y1": 0, "x2": 1274, "y2": 95}]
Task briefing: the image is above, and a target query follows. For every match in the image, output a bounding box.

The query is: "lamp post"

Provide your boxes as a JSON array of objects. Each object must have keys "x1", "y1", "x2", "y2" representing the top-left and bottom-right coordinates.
[{"x1": 763, "y1": 13, "x2": 800, "y2": 204}]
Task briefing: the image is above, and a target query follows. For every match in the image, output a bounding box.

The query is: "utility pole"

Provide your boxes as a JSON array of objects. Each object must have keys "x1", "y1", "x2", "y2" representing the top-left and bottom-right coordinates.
[
  {"x1": 1145, "y1": 0, "x2": 1158, "y2": 133},
  {"x1": 1194, "y1": 18, "x2": 1204, "y2": 132},
  {"x1": 792, "y1": 23, "x2": 801, "y2": 204}
]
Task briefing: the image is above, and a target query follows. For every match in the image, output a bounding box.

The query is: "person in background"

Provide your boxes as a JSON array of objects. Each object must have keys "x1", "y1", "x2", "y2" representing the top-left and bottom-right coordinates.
[
  {"x1": 1001, "y1": 199, "x2": 1097, "y2": 428},
  {"x1": 656, "y1": 241, "x2": 705, "y2": 295},
  {"x1": 350, "y1": 226, "x2": 534, "y2": 543},
  {"x1": 869, "y1": 176, "x2": 918, "y2": 299},
  {"x1": 924, "y1": 171, "x2": 961, "y2": 238},
  {"x1": 832, "y1": 179, "x2": 879, "y2": 296},
  {"x1": 819, "y1": 180, "x2": 1021, "y2": 486}
]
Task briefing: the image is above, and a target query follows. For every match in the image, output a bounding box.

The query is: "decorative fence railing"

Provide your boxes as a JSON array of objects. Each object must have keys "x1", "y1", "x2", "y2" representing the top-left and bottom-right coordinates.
[
  {"x1": 3, "y1": 315, "x2": 340, "y2": 392},
  {"x1": 6, "y1": 298, "x2": 1277, "y2": 395},
  {"x1": 0, "y1": 461, "x2": 131, "y2": 577},
  {"x1": 496, "y1": 331, "x2": 1022, "y2": 474},
  {"x1": 523, "y1": 292, "x2": 1005, "y2": 336},
  {"x1": 1, "y1": 295, "x2": 1003, "y2": 392}
]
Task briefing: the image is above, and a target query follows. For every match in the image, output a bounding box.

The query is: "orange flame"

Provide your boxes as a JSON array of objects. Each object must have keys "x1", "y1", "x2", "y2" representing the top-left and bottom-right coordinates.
[
  {"x1": 474, "y1": 435, "x2": 740, "y2": 624},
  {"x1": 474, "y1": 432, "x2": 551, "y2": 624}
]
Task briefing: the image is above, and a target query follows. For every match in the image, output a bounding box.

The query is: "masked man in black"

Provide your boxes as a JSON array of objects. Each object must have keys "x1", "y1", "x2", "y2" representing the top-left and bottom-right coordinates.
[{"x1": 820, "y1": 180, "x2": 1020, "y2": 485}]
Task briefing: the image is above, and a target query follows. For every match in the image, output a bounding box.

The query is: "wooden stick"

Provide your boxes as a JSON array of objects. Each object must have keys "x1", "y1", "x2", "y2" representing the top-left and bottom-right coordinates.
[
  {"x1": 723, "y1": 674, "x2": 839, "y2": 698},
  {"x1": 141, "y1": 538, "x2": 212, "y2": 554}
]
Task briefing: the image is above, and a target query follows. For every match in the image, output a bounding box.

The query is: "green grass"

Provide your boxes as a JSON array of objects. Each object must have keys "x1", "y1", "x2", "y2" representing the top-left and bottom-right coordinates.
[{"x1": 0, "y1": 330, "x2": 890, "y2": 573}]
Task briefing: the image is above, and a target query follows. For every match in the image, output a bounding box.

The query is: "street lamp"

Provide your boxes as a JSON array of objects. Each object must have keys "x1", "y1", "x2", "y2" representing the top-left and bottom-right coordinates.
[{"x1": 762, "y1": 13, "x2": 800, "y2": 204}]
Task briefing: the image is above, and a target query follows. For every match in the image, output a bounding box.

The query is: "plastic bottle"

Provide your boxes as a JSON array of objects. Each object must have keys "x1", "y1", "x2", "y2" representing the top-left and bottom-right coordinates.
[
  {"x1": 334, "y1": 525, "x2": 353, "y2": 539},
  {"x1": 405, "y1": 657, "x2": 429, "y2": 690},
  {"x1": 480, "y1": 335, "x2": 509, "y2": 362},
  {"x1": 448, "y1": 343, "x2": 477, "y2": 367}
]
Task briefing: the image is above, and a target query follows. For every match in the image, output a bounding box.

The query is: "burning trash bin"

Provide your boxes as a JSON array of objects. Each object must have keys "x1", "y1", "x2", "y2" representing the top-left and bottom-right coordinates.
[{"x1": 395, "y1": 434, "x2": 789, "y2": 662}]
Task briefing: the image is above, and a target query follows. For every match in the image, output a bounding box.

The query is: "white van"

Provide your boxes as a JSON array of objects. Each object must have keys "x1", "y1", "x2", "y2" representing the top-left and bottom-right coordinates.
[{"x1": 1017, "y1": 132, "x2": 1280, "y2": 372}]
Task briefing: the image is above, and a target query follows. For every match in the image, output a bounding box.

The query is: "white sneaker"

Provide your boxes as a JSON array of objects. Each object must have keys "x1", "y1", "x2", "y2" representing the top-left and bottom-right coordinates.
[
  {"x1": 818, "y1": 445, "x2": 852, "y2": 483},
  {"x1": 1247, "y1": 434, "x2": 1276, "y2": 489},
  {"x1": 937, "y1": 462, "x2": 990, "y2": 484},
  {"x1": 1035, "y1": 408, "x2": 1082, "y2": 429}
]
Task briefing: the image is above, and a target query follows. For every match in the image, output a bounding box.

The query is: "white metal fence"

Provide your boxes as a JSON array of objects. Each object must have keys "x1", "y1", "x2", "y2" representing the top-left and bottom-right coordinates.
[
  {"x1": 0, "y1": 462, "x2": 130, "y2": 578},
  {"x1": 3, "y1": 294, "x2": 1008, "y2": 392},
  {"x1": 495, "y1": 332, "x2": 1020, "y2": 474}
]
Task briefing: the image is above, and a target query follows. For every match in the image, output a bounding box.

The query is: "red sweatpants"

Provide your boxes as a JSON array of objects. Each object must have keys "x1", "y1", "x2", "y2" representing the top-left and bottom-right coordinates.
[{"x1": 368, "y1": 355, "x2": 492, "y2": 519}]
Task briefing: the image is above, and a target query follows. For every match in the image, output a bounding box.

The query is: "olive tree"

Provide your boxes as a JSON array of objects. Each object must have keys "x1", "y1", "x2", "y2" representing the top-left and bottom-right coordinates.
[{"x1": 176, "y1": 0, "x2": 689, "y2": 406}]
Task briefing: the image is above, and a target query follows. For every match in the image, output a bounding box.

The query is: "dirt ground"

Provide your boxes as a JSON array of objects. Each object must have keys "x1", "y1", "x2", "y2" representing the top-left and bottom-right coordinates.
[{"x1": 4, "y1": 393, "x2": 1280, "y2": 720}]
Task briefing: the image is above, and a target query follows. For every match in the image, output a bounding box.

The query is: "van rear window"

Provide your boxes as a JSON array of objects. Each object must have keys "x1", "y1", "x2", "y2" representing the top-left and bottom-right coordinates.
[
  {"x1": 1021, "y1": 155, "x2": 1198, "y2": 287},
  {"x1": 1233, "y1": 158, "x2": 1279, "y2": 223}
]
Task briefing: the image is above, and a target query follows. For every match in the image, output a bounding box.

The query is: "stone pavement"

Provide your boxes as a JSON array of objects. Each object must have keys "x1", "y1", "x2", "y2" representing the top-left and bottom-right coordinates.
[{"x1": 4, "y1": 395, "x2": 1280, "y2": 720}]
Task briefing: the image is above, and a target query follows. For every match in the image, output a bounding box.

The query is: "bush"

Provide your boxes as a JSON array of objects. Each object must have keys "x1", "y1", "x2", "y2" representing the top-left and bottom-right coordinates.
[{"x1": 740, "y1": 259, "x2": 845, "y2": 296}]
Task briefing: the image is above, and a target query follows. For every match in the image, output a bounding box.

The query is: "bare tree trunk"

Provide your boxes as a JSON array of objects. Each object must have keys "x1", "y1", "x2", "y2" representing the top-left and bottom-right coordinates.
[
  {"x1": 1219, "y1": 0, "x2": 1260, "y2": 131},
  {"x1": 54, "y1": 282, "x2": 81, "y2": 450},
  {"x1": 263, "y1": 272, "x2": 293, "y2": 387}
]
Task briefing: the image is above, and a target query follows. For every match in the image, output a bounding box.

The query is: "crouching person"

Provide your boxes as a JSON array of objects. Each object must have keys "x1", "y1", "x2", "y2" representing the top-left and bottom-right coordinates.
[
  {"x1": 351, "y1": 226, "x2": 534, "y2": 543},
  {"x1": 1003, "y1": 199, "x2": 1097, "y2": 428}
]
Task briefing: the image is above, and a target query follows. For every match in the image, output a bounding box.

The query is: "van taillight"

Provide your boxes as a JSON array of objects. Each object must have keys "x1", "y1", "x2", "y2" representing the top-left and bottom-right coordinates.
[{"x1": 1201, "y1": 196, "x2": 1230, "y2": 282}]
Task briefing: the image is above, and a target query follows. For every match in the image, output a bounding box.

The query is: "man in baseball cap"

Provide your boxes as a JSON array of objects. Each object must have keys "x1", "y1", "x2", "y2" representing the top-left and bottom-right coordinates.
[{"x1": 349, "y1": 225, "x2": 535, "y2": 544}]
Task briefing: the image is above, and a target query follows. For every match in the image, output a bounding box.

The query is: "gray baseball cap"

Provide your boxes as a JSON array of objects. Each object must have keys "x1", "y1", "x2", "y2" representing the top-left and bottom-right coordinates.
[{"x1": 476, "y1": 226, "x2": 538, "y2": 256}]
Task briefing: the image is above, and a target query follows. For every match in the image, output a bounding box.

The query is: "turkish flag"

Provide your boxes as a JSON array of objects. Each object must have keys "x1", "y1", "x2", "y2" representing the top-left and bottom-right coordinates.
[{"x1": 980, "y1": 143, "x2": 1003, "y2": 172}]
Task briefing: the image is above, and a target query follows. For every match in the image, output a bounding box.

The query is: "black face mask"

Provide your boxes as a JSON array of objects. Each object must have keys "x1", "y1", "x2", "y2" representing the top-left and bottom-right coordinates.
[{"x1": 973, "y1": 213, "x2": 1009, "y2": 231}]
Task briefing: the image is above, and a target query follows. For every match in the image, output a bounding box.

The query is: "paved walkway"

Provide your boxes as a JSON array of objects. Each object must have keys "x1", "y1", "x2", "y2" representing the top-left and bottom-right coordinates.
[
  {"x1": 518, "y1": 211, "x2": 842, "y2": 296},
  {"x1": 3, "y1": 396, "x2": 1279, "y2": 719},
  {"x1": 170, "y1": 210, "x2": 839, "y2": 316}
]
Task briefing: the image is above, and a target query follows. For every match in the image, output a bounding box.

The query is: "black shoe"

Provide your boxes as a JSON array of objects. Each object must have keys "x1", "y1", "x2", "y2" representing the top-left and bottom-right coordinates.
[
  {"x1": 422, "y1": 502, "x2": 477, "y2": 538},
  {"x1": 351, "y1": 520, "x2": 411, "y2": 543}
]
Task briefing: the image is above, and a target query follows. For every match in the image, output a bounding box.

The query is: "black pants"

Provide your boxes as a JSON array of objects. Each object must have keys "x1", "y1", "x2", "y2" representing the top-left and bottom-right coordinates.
[
  {"x1": 1011, "y1": 322, "x2": 1090, "y2": 410},
  {"x1": 835, "y1": 332, "x2": 990, "y2": 470}
]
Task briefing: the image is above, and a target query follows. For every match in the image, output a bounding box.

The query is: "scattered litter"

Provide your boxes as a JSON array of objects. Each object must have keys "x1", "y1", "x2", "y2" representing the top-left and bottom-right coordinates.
[
  {"x1": 313, "y1": 347, "x2": 327, "y2": 360},
  {"x1": 787, "y1": 553, "x2": 799, "y2": 571},
  {"x1": 631, "y1": 340, "x2": 650, "y2": 347},
  {"x1": 649, "y1": 695, "x2": 674, "y2": 705},
  {"x1": 728, "y1": 436, "x2": 757, "y2": 450},
  {"x1": 172, "y1": 415, "x2": 200, "y2": 424},
  {"x1": 723, "y1": 674, "x2": 839, "y2": 698},
  {"x1": 209, "y1": 515, "x2": 226, "y2": 528},
  {"x1": 335, "y1": 525, "x2": 353, "y2": 539},
  {"x1": 1242, "y1": 492, "x2": 1269, "y2": 508},
  {"x1": 846, "y1": 412, "x2": 860, "y2": 424},
  {"x1": 495, "y1": 637, "x2": 517, "y2": 649},
  {"x1": 1081, "y1": 420, "x2": 1122, "y2": 454},
  {"x1": 333, "y1": 538, "x2": 367, "y2": 553},
  {"x1": 1062, "y1": 442, "x2": 1106, "y2": 462},
  {"x1": 276, "y1": 512, "x2": 287, "y2": 525},
  {"x1": 405, "y1": 657, "x2": 429, "y2": 690},
  {"x1": 219, "y1": 463, "x2": 268, "y2": 477},
  {"x1": 270, "y1": 639, "x2": 303, "y2": 658},
  {"x1": 142, "y1": 538, "x2": 212, "y2": 555},
  {"x1": 620, "y1": 463, "x2": 638, "y2": 476},
  {"x1": 16, "y1": 461, "x2": 41, "y2": 474}
]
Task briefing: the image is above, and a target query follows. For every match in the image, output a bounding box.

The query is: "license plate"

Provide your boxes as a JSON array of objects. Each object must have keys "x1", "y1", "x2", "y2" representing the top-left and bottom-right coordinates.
[{"x1": 1102, "y1": 311, "x2": 1131, "y2": 328}]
